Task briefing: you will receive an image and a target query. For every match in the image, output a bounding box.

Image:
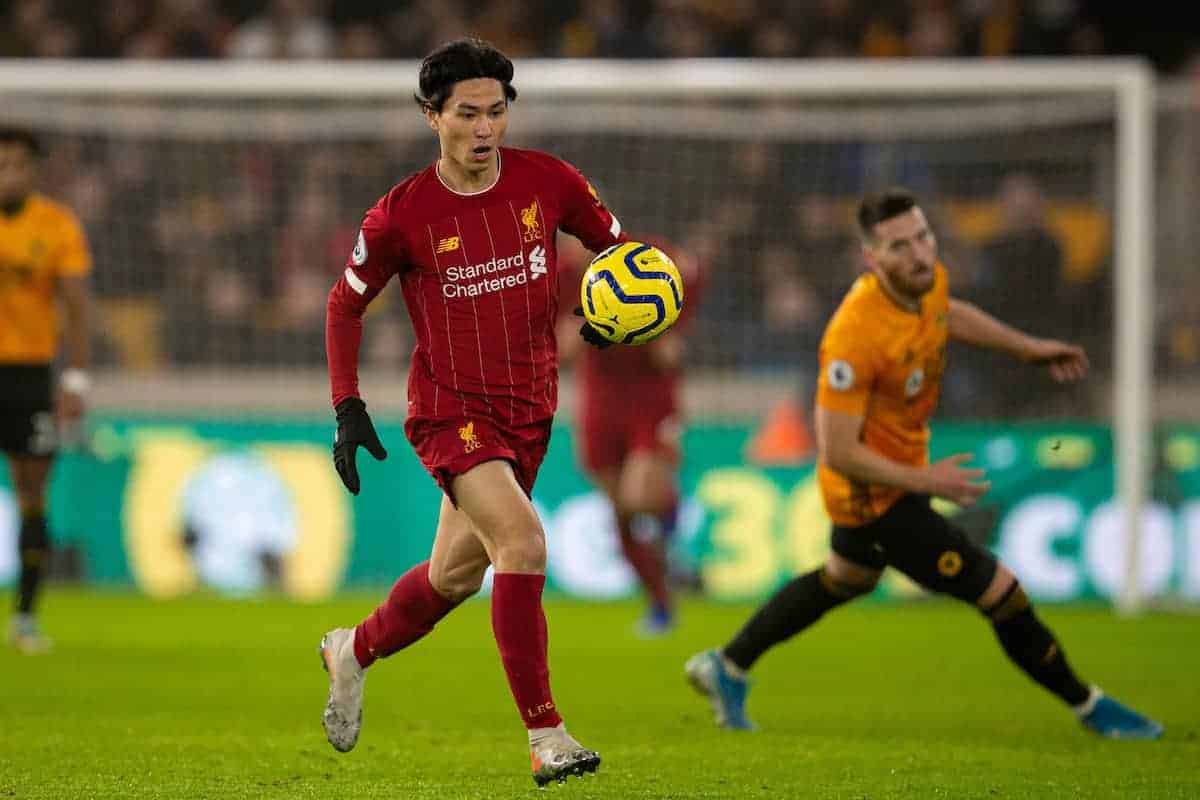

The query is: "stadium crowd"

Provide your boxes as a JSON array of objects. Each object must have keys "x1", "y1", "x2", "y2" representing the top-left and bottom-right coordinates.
[
  {"x1": 1, "y1": 1, "x2": 1197, "y2": 73},
  {"x1": 3, "y1": 0, "x2": 1197, "y2": 419},
  {"x1": 39, "y1": 127, "x2": 1113, "y2": 419}
]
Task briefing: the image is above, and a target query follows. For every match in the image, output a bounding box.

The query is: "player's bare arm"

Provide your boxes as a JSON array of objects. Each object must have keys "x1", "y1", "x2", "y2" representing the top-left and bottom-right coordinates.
[
  {"x1": 815, "y1": 405, "x2": 990, "y2": 507},
  {"x1": 56, "y1": 274, "x2": 90, "y2": 422},
  {"x1": 947, "y1": 297, "x2": 1088, "y2": 382}
]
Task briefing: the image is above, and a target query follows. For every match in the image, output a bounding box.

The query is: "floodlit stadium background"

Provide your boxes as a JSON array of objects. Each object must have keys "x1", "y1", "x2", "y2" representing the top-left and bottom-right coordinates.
[{"x1": 1, "y1": 2, "x2": 1199, "y2": 607}]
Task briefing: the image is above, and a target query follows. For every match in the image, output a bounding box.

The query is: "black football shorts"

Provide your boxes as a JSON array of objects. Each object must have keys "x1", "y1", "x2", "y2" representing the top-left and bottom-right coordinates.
[
  {"x1": 831, "y1": 493, "x2": 998, "y2": 603},
  {"x1": 0, "y1": 365, "x2": 57, "y2": 457}
]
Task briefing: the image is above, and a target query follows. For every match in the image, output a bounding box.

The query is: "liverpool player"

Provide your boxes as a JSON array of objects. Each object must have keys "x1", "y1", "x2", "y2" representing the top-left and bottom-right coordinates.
[
  {"x1": 0, "y1": 127, "x2": 92, "y2": 654},
  {"x1": 557, "y1": 234, "x2": 701, "y2": 636},
  {"x1": 685, "y1": 188, "x2": 1162, "y2": 739},
  {"x1": 319, "y1": 39, "x2": 625, "y2": 785}
]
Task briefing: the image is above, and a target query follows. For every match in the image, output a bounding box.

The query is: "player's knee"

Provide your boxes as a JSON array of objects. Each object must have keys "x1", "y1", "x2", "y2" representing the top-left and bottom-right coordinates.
[
  {"x1": 18, "y1": 515, "x2": 50, "y2": 566},
  {"x1": 979, "y1": 569, "x2": 1030, "y2": 623},
  {"x1": 492, "y1": 528, "x2": 547, "y2": 573},
  {"x1": 819, "y1": 563, "x2": 878, "y2": 599},
  {"x1": 18, "y1": 516, "x2": 48, "y2": 548},
  {"x1": 617, "y1": 457, "x2": 674, "y2": 515},
  {"x1": 431, "y1": 576, "x2": 482, "y2": 604},
  {"x1": 14, "y1": 485, "x2": 48, "y2": 515},
  {"x1": 428, "y1": 559, "x2": 488, "y2": 603}
]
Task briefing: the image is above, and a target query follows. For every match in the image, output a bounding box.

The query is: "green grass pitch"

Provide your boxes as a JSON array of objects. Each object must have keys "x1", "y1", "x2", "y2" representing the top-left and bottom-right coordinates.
[{"x1": 1, "y1": 591, "x2": 1197, "y2": 799}]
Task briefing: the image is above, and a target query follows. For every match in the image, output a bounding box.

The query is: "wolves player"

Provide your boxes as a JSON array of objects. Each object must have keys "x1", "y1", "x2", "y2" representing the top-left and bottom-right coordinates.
[
  {"x1": 0, "y1": 127, "x2": 92, "y2": 654},
  {"x1": 686, "y1": 188, "x2": 1162, "y2": 740},
  {"x1": 320, "y1": 39, "x2": 626, "y2": 785},
  {"x1": 557, "y1": 234, "x2": 701, "y2": 635}
]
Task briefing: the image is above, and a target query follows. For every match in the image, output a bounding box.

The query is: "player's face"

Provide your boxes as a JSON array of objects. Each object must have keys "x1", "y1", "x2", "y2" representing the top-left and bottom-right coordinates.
[
  {"x1": 0, "y1": 143, "x2": 37, "y2": 205},
  {"x1": 427, "y1": 78, "x2": 509, "y2": 177},
  {"x1": 864, "y1": 207, "x2": 938, "y2": 301}
]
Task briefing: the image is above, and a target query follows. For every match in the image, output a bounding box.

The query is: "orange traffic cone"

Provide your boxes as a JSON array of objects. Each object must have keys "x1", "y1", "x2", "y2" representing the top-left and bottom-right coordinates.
[{"x1": 746, "y1": 398, "x2": 816, "y2": 465}]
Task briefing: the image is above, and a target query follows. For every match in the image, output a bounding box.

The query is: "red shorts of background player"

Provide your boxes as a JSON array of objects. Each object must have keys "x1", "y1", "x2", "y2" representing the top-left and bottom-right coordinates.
[
  {"x1": 579, "y1": 406, "x2": 681, "y2": 475},
  {"x1": 405, "y1": 414, "x2": 553, "y2": 504}
]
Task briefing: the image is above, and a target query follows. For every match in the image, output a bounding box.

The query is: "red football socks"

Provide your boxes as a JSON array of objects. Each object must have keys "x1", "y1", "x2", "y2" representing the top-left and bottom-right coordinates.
[
  {"x1": 617, "y1": 514, "x2": 672, "y2": 613},
  {"x1": 491, "y1": 572, "x2": 563, "y2": 729},
  {"x1": 353, "y1": 561, "x2": 457, "y2": 668}
]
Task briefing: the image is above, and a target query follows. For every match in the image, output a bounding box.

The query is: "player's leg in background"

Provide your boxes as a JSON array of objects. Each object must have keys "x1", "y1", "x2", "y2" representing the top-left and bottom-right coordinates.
[
  {"x1": 7, "y1": 452, "x2": 54, "y2": 654},
  {"x1": 686, "y1": 550, "x2": 881, "y2": 729},
  {"x1": 618, "y1": 450, "x2": 678, "y2": 635},
  {"x1": 581, "y1": 416, "x2": 671, "y2": 631},
  {"x1": 320, "y1": 496, "x2": 488, "y2": 753},
  {"x1": 880, "y1": 499, "x2": 1162, "y2": 739},
  {"x1": 451, "y1": 459, "x2": 600, "y2": 785}
]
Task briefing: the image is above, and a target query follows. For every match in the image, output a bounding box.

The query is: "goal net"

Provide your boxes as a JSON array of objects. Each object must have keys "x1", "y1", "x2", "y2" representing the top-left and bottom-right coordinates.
[{"x1": 0, "y1": 59, "x2": 1180, "y2": 608}]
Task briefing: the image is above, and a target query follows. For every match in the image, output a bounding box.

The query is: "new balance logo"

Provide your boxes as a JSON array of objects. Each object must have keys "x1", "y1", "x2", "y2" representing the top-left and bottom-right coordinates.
[
  {"x1": 529, "y1": 245, "x2": 547, "y2": 279},
  {"x1": 436, "y1": 236, "x2": 461, "y2": 254}
]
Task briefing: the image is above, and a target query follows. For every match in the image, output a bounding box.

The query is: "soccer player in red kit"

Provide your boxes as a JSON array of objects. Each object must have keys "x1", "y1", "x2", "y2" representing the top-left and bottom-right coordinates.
[
  {"x1": 557, "y1": 234, "x2": 702, "y2": 635},
  {"x1": 319, "y1": 39, "x2": 624, "y2": 786}
]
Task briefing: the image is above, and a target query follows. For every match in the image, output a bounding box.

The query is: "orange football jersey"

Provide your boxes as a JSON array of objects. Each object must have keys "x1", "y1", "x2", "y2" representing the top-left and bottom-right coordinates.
[
  {"x1": 815, "y1": 264, "x2": 950, "y2": 526},
  {"x1": 0, "y1": 193, "x2": 91, "y2": 364}
]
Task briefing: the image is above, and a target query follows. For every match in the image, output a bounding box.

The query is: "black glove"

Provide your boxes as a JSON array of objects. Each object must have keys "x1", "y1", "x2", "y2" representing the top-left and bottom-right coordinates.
[
  {"x1": 573, "y1": 307, "x2": 613, "y2": 349},
  {"x1": 333, "y1": 397, "x2": 388, "y2": 495}
]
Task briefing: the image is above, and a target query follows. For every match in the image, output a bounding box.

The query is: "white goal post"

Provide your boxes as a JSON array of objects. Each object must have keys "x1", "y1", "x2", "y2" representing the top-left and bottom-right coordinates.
[{"x1": 0, "y1": 58, "x2": 1156, "y2": 612}]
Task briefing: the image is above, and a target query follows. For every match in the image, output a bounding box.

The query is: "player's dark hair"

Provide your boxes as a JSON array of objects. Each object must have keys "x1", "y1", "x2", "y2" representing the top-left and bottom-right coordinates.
[
  {"x1": 0, "y1": 125, "x2": 42, "y2": 157},
  {"x1": 414, "y1": 38, "x2": 518, "y2": 114},
  {"x1": 858, "y1": 188, "x2": 918, "y2": 240}
]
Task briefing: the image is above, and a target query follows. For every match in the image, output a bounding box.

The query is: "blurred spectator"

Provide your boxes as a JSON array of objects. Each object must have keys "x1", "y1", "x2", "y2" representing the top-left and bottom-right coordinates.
[
  {"x1": 1012, "y1": 0, "x2": 1089, "y2": 56},
  {"x1": 860, "y1": 5, "x2": 908, "y2": 58},
  {"x1": 790, "y1": 0, "x2": 863, "y2": 57},
  {"x1": 337, "y1": 22, "x2": 386, "y2": 60},
  {"x1": 469, "y1": 3, "x2": 542, "y2": 58},
  {"x1": 385, "y1": 0, "x2": 469, "y2": 59},
  {"x1": 906, "y1": 0, "x2": 964, "y2": 58},
  {"x1": 79, "y1": 0, "x2": 149, "y2": 58},
  {"x1": 272, "y1": 183, "x2": 356, "y2": 333},
  {"x1": 123, "y1": 0, "x2": 227, "y2": 59},
  {"x1": 757, "y1": 243, "x2": 824, "y2": 361},
  {"x1": 645, "y1": 0, "x2": 720, "y2": 58},
  {"x1": 747, "y1": 18, "x2": 799, "y2": 58},
  {"x1": 0, "y1": 0, "x2": 80, "y2": 57},
  {"x1": 975, "y1": 173, "x2": 1067, "y2": 339},
  {"x1": 790, "y1": 193, "x2": 859, "y2": 314},
  {"x1": 226, "y1": 0, "x2": 333, "y2": 60},
  {"x1": 957, "y1": 172, "x2": 1091, "y2": 417},
  {"x1": 558, "y1": 0, "x2": 654, "y2": 58}
]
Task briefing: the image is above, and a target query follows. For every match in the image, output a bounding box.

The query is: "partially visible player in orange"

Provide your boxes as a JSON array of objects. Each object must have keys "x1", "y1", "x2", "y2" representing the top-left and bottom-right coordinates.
[
  {"x1": 557, "y1": 232, "x2": 702, "y2": 635},
  {"x1": 685, "y1": 187, "x2": 1161, "y2": 740},
  {"x1": 0, "y1": 127, "x2": 92, "y2": 654}
]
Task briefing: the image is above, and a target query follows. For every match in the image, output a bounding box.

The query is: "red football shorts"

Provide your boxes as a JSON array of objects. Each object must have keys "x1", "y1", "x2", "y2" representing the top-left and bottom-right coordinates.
[
  {"x1": 579, "y1": 407, "x2": 681, "y2": 475},
  {"x1": 404, "y1": 414, "x2": 553, "y2": 503}
]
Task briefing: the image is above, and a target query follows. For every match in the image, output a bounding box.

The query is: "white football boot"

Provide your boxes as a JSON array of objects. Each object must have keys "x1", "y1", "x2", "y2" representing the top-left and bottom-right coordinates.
[
  {"x1": 8, "y1": 614, "x2": 52, "y2": 655},
  {"x1": 529, "y1": 724, "x2": 601, "y2": 787},
  {"x1": 319, "y1": 627, "x2": 365, "y2": 752}
]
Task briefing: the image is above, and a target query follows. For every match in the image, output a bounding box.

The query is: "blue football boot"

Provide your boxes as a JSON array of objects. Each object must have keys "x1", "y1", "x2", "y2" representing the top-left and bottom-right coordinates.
[
  {"x1": 1080, "y1": 689, "x2": 1163, "y2": 740},
  {"x1": 685, "y1": 649, "x2": 755, "y2": 730}
]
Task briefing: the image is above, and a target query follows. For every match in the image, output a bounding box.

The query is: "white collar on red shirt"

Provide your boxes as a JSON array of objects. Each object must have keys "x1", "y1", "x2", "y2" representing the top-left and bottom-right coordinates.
[{"x1": 436, "y1": 149, "x2": 503, "y2": 197}]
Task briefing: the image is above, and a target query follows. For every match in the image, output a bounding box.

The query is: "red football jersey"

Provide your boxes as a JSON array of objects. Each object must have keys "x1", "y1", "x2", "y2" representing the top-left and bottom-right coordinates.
[
  {"x1": 559, "y1": 234, "x2": 702, "y2": 419},
  {"x1": 345, "y1": 147, "x2": 624, "y2": 426}
]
